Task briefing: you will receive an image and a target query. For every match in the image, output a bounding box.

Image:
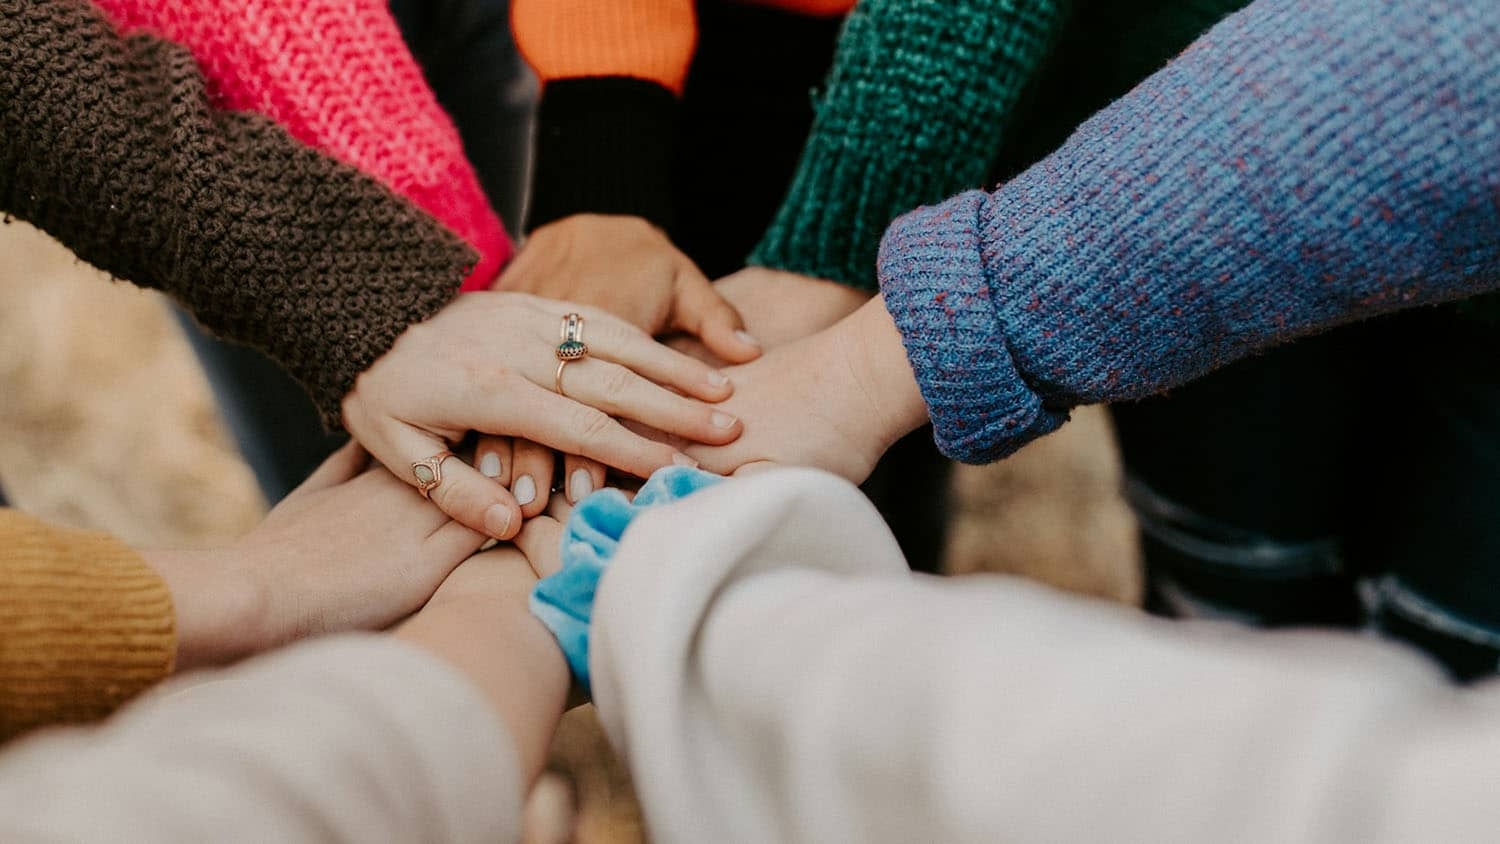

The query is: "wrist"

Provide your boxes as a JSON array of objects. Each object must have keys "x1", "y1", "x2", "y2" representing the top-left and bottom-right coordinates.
[
  {"x1": 834, "y1": 297, "x2": 930, "y2": 451},
  {"x1": 139, "y1": 546, "x2": 269, "y2": 671}
]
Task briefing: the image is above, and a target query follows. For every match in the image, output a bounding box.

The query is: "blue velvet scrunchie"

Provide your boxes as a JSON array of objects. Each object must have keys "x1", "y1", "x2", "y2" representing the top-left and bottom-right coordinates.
[{"x1": 529, "y1": 466, "x2": 724, "y2": 693}]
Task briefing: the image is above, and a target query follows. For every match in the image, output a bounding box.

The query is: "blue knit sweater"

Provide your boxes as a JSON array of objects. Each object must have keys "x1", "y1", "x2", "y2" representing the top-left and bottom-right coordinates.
[{"x1": 877, "y1": 0, "x2": 1500, "y2": 464}]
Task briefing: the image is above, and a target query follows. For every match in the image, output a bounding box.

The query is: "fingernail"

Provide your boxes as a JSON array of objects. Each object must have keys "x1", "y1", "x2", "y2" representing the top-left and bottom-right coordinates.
[
  {"x1": 672, "y1": 453, "x2": 699, "y2": 468},
  {"x1": 708, "y1": 371, "x2": 730, "y2": 388},
  {"x1": 568, "y1": 469, "x2": 593, "y2": 503},
  {"x1": 513, "y1": 474, "x2": 537, "y2": 506},
  {"x1": 735, "y1": 330, "x2": 761, "y2": 348},
  {"x1": 711, "y1": 411, "x2": 737, "y2": 429},
  {"x1": 484, "y1": 504, "x2": 512, "y2": 539},
  {"x1": 479, "y1": 452, "x2": 502, "y2": 478}
]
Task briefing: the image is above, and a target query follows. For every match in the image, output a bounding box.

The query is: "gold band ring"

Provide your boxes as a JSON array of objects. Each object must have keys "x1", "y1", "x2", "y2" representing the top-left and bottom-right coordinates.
[
  {"x1": 555, "y1": 313, "x2": 588, "y2": 396},
  {"x1": 411, "y1": 450, "x2": 454, "y2": 499}
]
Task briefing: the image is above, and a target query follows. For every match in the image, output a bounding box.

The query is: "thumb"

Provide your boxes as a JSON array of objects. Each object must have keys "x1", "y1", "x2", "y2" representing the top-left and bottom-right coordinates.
[
  {"x1": 673, "y1": 268, "x2": 762, "y2": 364},
  {"x1": 289, "y1": 439, "x2": 368, "y2": 497}
]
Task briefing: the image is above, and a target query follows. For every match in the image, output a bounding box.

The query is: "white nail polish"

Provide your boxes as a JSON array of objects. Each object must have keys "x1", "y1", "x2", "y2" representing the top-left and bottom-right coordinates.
[
  {"x1": 479, "y1": 452, "x2": 502, "y2": 478},
  {"x1": 712, "y1": 411, "x2": 737, "y2": 429},
  {"x1": 735, "y1": 330, "x2": 761, "y2": 348},
  {"x1": 569, "y1": 469, "x2": 593, "y2": 503},
  {"x1": 672, "y1": 453, "x2": 699, "y2": 468},
  {"x1": 513, "y1": 475, "x2": 536, "y2": 506},
  {"x1": 708, "y1": 371, "x2": 730, "y2": 387}
]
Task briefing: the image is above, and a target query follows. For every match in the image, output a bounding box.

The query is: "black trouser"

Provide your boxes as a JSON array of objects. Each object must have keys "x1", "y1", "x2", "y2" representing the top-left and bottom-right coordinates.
[
  {"x1": 180, "y1": 0, "x2": 535, "y2": 503},
  {"x1": 1115, "y1": 308, "x2": 1500, "y2": 679}
]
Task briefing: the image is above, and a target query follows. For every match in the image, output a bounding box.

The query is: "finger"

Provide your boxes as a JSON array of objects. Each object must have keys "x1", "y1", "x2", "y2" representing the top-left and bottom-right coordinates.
[
  {"x1": 510, "y1": 438, "x2": 555, "y2": 519},
  {"x1": 474, "y1": 435, "x2": 514, "y2": 487},
  {"x1": 426, "y1": 518, "x2": 489, "y2": 564},
  {"x1": 490, "y1": 379, "x2": 698, "y2": 480},
  {"x1": 514, "y1": 515, "x2": 565, "y2": 578},
  {"x1": 562, "y1": 454, "x2": 606, "y2": 505},
  {"x1": 291, "y1": 439, "x2": 367, "y2": 496},
  {"x1": 562, "y1": 358, "x2": 743, "y2": 445},
  {"x1": 386, "y1": 422, "x2": 522, "y2": 541},
  {"x1": 673, "y1": 269, "x2": 761, "y2": 364},
  {"x1": 546, "y1": 304, "x2": 733, "y2": 402}
]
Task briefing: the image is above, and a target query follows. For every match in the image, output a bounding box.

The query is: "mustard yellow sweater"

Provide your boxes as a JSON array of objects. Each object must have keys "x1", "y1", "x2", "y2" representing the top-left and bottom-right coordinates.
[{"x1": 0, "y1": 510, "x2": 175, "y2": 740}]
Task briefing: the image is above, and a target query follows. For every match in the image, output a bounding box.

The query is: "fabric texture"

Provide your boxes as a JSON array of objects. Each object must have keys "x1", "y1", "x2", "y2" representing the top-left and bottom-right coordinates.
[
  {"x1": 0, "y1": 0, "x2": 476, "y2": 427},
  {"x1": 0, "y1": 510, "x2": 175, "y2": 741},
  {"x1": 531, "y1": 467, "x2": 723, "y2": 692},
  {"x1": 92, "y1": 0, "x2": 511, "y2": 289},
  {"x1": 590, "y1": 467, "x2": 1500, "y2": 843},
  {"x1": 749, "y1": 0, "x2": 1066, "y2": 289},
  {"x1": 0, "y1": 635, "x2": 522, "y2": 843},
  {"x1": 877, "y1": 0, "x2": 1500, "y2": 464}
]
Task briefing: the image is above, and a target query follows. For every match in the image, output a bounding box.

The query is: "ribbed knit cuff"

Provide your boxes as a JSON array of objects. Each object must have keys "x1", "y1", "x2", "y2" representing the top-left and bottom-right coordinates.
[
  {"x1": 749, "y1": 0, "x2": 1066, "y2": 290},
  {"x1": 877, "y1": 192, "x2": 1067, "y2": 464},
  {"x1": 0, "y1": 511, "x2": 175, "y2": 740},
  {"x1": 526, "y1": 77, "x2": 678, "y2": 233}
]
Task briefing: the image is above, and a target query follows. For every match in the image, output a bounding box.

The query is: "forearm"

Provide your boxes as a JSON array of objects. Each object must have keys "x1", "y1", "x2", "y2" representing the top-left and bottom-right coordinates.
[
  {"x1": 396, "y1": 591, "x2": 569, "y2": 782},
  {"x1": 0, "y1": 637, "x2": 522, "y2": 842},
  {"x1": 592, "y1": 470, "x2": 1457, "y2": 842},
  {"x1": 0, "y1": 0, "x2": 473, "y2": 426},
  {"x1": 879, "y1": 0, "x2": 1500, "y2": 463},
  {"x1": 750, "y1": 0, "x2": 1066, "y2": 289}
]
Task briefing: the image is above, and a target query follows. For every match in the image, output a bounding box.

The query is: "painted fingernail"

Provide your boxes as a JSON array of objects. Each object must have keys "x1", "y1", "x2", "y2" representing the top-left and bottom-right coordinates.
[
  {"x1": 484, "y1": 504, "x2": 512, "y2": 539},
  {"x1": 708, "y1": 371, "x2": 730, "y2": 388},
  {"x1": 568, "y1": 469, "x2": 593, "y2": 503},
  {"x1": 513, "y1": 474, "x2": 537, "y2": 506},
  {"x1": 735, "y1": 330, "x2": 761, "y2": 348},
  {"x1": 711, "y1": 411, "x2": 738, "y2": 429},
  {"x1": 672, "y1": 453, "x2": 699, "y2": 468},
  {"x1": 479, "y1": 452, "x2": 502, "y2": 479}
]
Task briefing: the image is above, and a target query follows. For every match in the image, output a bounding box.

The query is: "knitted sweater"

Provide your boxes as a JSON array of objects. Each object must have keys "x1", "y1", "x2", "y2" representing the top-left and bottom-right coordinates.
[
  {"x1": 878, "y1": 0, "x2": 1500, "y2": 465},
  {"x1": 0, "y1": 510, "x2": 175, "y2": 741},
  {"x1": 512, "y1": 0, "x2": 856, "y2": 232},
  {"x1": 92, "y1": 0, "x2": 511, "y2": 289},
  {"x1": 0, "y1": 0, "x2": 475, "y2": 426}
]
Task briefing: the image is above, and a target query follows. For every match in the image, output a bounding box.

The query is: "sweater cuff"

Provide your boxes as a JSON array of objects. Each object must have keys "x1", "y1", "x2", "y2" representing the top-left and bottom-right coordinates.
[
  {"x1": 0, "y1": 511, "x2": 175, "y2": 740},
  {"x1": 877, "y1": 192, "x2": 1068, "y2": 463},
  {"x1": 749, "y1": 136, "x2": 936, "y2": 291},
  {"x1": 526, "y1": 78, "x2": 678, "y2": 233}
]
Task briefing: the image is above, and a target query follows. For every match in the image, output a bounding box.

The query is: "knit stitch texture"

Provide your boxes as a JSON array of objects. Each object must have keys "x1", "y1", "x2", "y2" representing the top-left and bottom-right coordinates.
[
  {"x1": 0, "y1": 0, "x2": 476, "y2": 426},
  {"x1": 878, "y1": 0, "x2": 1500, "y2": 464},
  {"x1": 93, "y1": 0, "x2": 511, "y2": 289},
  {"x1": 750, "y1": 0, "x2": 1066, "y2": 290},
  {"x1": 0, "y1": 510, "x2": 175, "y2": 740}
]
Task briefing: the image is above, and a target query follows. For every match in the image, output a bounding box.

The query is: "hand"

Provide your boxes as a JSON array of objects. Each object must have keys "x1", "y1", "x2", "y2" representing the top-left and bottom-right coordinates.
[
  {"x1": 483, "y1": 216, "x2": 763, "y2": 516},
  {"x1": 499, "y1": 214, "x2": 762, "y2": 362},
  {"x1": 143, "y1": 442, "x2": 488, "y2": 670},
  {"x1": 341, "y1": 291, "x2": 742, "y2": 540},
  {"x1": 665, "y1": 267, "x2": 872, "y2": 366},
  {"x1": 685, "y1": 297, "x2": 930, "y2": 482}
]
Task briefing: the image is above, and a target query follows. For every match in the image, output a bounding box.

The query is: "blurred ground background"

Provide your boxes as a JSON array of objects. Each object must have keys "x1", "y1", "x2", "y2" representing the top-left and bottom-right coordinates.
[{"x1": 0, "y1": 219, "x2": 1139, "y2": 842}]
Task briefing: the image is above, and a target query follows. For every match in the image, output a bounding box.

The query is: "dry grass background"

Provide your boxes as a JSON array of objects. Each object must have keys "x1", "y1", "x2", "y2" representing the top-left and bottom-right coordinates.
[{"x1": 0, "y1": 219, "x2": 1140, "y2": 842}]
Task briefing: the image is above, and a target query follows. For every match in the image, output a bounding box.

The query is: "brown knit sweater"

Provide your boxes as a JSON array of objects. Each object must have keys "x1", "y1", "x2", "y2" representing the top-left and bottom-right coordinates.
[
  {"x1": 0, "y1": 510, "x2": 175, "y2": 741},
  {"x1": 0, "y1": 0, "x2": 477, "y2": 425}
]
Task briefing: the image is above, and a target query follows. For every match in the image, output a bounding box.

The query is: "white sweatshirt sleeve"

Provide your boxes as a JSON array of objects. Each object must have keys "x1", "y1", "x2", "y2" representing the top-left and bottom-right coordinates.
[
  {"x1": 0, "y1": 635, "x2": 522, "y2": 844},
  {"x1": 590, "y1": 468, "x2": 1500, "y2": 844}
]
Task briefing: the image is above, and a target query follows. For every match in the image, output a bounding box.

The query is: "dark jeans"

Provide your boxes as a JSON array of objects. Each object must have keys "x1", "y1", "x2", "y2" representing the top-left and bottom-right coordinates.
[
  {"x1": 1115, "y1": 308, "x2": 1500, "y2": 679},
  {"x1": 181, "y1": 0, "x2": 535, "y2": 503}
]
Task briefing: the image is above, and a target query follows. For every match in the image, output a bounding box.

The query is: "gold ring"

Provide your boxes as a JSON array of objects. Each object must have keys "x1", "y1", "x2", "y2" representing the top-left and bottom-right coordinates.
[
  {"x1": 411, "y1": 450, "x2": 454, "y2": 499},
  {"x1": 555, "y1": 313, "x2": 588, "y2": 395},
  {"x1": 555, "y1": 358, "x2": 570, "y2": 396}
]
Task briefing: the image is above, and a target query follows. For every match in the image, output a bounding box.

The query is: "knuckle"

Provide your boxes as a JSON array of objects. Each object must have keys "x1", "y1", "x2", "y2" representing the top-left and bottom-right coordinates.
[
  {"x1": 600, "y1": 364, "x2": 635, "y2": 400},
  {"x1": 570, "y1": 406, "x2": 616, "y2": 445}
]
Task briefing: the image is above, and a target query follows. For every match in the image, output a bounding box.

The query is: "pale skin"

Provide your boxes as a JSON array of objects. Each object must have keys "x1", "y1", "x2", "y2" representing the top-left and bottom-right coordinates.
[
  {"x1": 141, "y1": 441, "x2": 489, "y2": 671},
  {"x1": 485, "y1": 211, "x2": 872, "y2": 513},
  {"x1": 340, "y1": 290, "x2": 744, "y2": 543}
]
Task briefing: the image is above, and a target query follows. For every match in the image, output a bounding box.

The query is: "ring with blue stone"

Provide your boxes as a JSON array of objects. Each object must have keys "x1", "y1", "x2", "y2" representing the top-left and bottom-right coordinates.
[{"x1": 555, "y1": 313, "x2": 588, "y2": 395}]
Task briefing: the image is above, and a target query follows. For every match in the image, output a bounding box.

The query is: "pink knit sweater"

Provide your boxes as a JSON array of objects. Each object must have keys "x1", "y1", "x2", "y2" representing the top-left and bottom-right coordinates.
[{"x1": 92, "y1": 0, "x2": 511, "y2": 290}]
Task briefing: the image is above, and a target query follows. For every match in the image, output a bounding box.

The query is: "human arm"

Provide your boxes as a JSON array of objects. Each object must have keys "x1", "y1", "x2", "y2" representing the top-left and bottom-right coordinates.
[
  {"x1": 691, "y1": 0, "x2": 1500, "y2": 476},
  {"x1": 0, "y1": 543, "x2": 565, "y2": 843},
  {"x1": 590, "y1": 468, "x2": 1493, "y2": 843},
  {"x1": 748, "y1": 0, "x2": 1067, "y2": 291}
]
